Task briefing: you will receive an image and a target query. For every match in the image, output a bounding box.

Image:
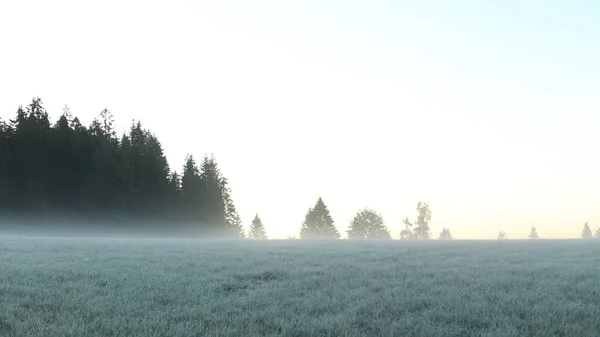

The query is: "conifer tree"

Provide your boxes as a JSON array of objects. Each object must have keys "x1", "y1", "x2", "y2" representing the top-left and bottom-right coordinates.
[
  {"x1": 595, "y1": 227, "x2": 600, "y2": 239},
  {"x1": 168, "y1": 171, "x2": 182, "y2": 194},
  {"x1": 48, "y1": 113, "x2": 76, "y2": 210},
  {"x1": 248, "y1": 214, "x2": 268, "y2": 239},
  {"x1": 0, "y1": 117, "x2": 9, "y2": 213},
  {"x1": 300, "y1": 197, "x2": 339, "y2": 239},
  {"x1": 497, "y1": 231, "x2": 507, "y2": 240},
  {"x1": 199, "y1": 155, "x2": 225, "y2": 232},
  {"x1": 438, "y1": 227, "x2": 453, "y2": 240},
  {"x1": 10, "y1": 98, "x2": 52, "y2": 212},
  {"x1": 581, "y1": 222, "x2": 593, "y2": 239},
  {"x1": 347, "y1": 208, "x2": 391, "y2": 240},
  {"x1": 220, "y1": 176, "x2": 244, "y2": 238},
  {"x1": 181, "y1": 154, "x2": 204, "y2": 224},
  {"x1": 528, "y1": 226, "x2": 539, "y2": 239}
]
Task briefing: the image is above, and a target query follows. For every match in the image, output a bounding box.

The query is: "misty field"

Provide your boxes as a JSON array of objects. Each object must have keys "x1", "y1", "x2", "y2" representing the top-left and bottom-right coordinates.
[{"x1": 1, "y1": 238, "x2": 600, "y2": 337}]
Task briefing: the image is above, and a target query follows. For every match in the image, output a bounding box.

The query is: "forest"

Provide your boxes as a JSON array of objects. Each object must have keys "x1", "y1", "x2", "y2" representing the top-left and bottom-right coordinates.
[{"x1": 0, "y1": 98, "x2": 245, "y2": 237}]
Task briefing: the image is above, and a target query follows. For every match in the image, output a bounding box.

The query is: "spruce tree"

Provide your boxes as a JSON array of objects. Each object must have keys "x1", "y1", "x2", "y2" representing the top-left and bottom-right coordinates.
[
  {"x1": 581, "y1": 222, "x2": 593, "y2": 239},
  {"x1": 48, "y1": 113, "x2": 76, "y2": 211},
  {"x1": 168, "y1": 171, "x2": 182, "y2": 194},
  {"x1": 199, "y1": 155, "x2": 226, "y2": 233},
  {"x1": 528, "y1": 226, "x2": 539, "y2": 239},
  {"x1": 438, "y1": 227, "x2": 453, "y2": 240},
  {"x1": 0, "y1": 118, "x2": 9, "y2": 214},
  {"x1": 248, "y1": 214, "x2": 268, "y2": 239},
  {"x1": 10, "y1": 99, "x2": 52, "y2": 213},
  {"x1": 595, "y1": 227, "x2": 600, "y2": 239},
  {"x1": 143, "y1": 133, "x2": 172, "y2": 216},
  {"x1": 181, "y1": 155, "x2": 204, "y2": 225},
  {"x1": 220, "y1": 176, "x2": 244, "y2": 238},
  {"x1": 167, "y1": 171, "x2": 182, "y2": 219},
  {"x1": 113, "y1": 121, "x2": 171, "y2": 221},
  {"x1": 497, "y1": 231, "x2": 506, "y2": 240},
  {"x1": 347, "y1": 208, "x2": 391, "y2": 240},
  {"x1": 300, "y1": 197, "x2": 339, "y2": 239}
]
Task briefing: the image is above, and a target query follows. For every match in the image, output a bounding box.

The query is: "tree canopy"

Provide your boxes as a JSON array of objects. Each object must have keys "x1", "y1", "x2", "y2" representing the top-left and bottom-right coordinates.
[
  {"x1": 248, "y1": 214, "x2": 268, "y2": 240},
  {"x1": 347, "y1": 208, "x2": 391, "y2": 240}
]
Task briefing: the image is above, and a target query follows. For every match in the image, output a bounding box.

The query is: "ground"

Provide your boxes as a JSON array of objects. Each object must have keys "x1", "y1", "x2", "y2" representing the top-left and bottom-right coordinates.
[{"x1": 1, "y1": 237, "x2": 599, "y2": 336}]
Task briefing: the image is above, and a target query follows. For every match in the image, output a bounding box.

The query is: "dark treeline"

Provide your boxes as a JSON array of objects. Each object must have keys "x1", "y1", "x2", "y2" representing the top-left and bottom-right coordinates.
[
  {"x1": 0, "y1": 98, "x2": 243, "y2": 237},
  {"x1": 3, "y1": 98, "x2": 600, "y2": 240}
]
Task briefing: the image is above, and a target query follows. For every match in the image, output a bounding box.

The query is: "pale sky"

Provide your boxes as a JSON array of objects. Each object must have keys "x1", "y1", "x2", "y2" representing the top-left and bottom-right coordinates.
[{"x1": 2, "y1": 0, "x2": 600, "y2": 239}]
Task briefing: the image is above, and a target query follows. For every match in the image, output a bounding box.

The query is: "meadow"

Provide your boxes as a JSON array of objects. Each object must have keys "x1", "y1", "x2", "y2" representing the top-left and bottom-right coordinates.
[{"x1": 1, "y1": 237, "x2": 599, "y2": 337}]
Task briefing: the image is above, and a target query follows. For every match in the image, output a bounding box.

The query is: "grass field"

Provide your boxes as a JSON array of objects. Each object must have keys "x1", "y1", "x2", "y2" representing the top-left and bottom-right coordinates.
[{"x1": 1, "y1": 237, "x2": 600, "y2": 337}]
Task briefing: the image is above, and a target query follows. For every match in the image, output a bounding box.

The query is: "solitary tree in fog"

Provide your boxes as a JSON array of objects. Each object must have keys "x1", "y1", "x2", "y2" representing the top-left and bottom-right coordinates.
[
  {"x1": 581, "y1": 222, "x2": 593, "y2": 239},
  {"x1": 438, "y1": 227, "x2": 453, "y2": 240},
  {"x1": 528, "y1": 226, "x2": 539, "y2": 239},
  {"x1": 248, "y1": 214, "x2": 267, "y2": 239},
  {"x1": 300, "y1": 197, "x2": 340, "y2": 239},
  {"x1": 401, "y1": 202, "x2": 431, "y2": 240},
  {"x1": 497, "y1": 231, "x2": 506, "y2": 240},
  {"x1": 595, "y1": 227, "x2": 600, "y2": 239},
  {"x1": 347, "y1": 208, "x2": 391, "y2": 240},
  {"x1": 400, "y1": 218, "x2": 413, "y2": 240}
]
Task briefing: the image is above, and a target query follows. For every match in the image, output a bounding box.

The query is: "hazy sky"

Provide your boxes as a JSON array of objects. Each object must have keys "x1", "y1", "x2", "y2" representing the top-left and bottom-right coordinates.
[{"x1": 2, "y1": 0, "x2": 600, "y2": 239}]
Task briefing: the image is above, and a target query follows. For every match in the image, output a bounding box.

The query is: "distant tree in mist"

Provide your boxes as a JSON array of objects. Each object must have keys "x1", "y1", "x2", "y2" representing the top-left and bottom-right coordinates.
[
  {"x1": 438, "y1": 227, "x2": 453, "y2": 240},
  {"x1": 401, "y1": 202, "x2": 431, "y2": 240},
  {"x1": 595, "y1": 227, "x2": 600, "y2": 239},
  {"x1": 528, "y1": 226, "x2": 539, "y2": 239},
  {"x1": 497, "y1": 231, "x2": 507, "y2": 240},
  {"x1": 248, "y1": 214, "x2": 267, "y2": 239},
  {"x1": 347, "y1": 208, "x2": 391, "y2": 240},
  {"x1": 400, "y1": 219, "x2": 413, "y2": 240},
  {"x1": 300, "y1": 197, "x2": 339, "y2": 239},
  {"x1": 581, "y1": 222, "x2": 593, "y2": 239}
]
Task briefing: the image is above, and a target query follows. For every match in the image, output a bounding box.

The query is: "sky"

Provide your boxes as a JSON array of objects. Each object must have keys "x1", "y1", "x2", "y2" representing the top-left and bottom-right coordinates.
[{"x1": 1, "y1": 0, "x2": 600, "y2": 239}]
